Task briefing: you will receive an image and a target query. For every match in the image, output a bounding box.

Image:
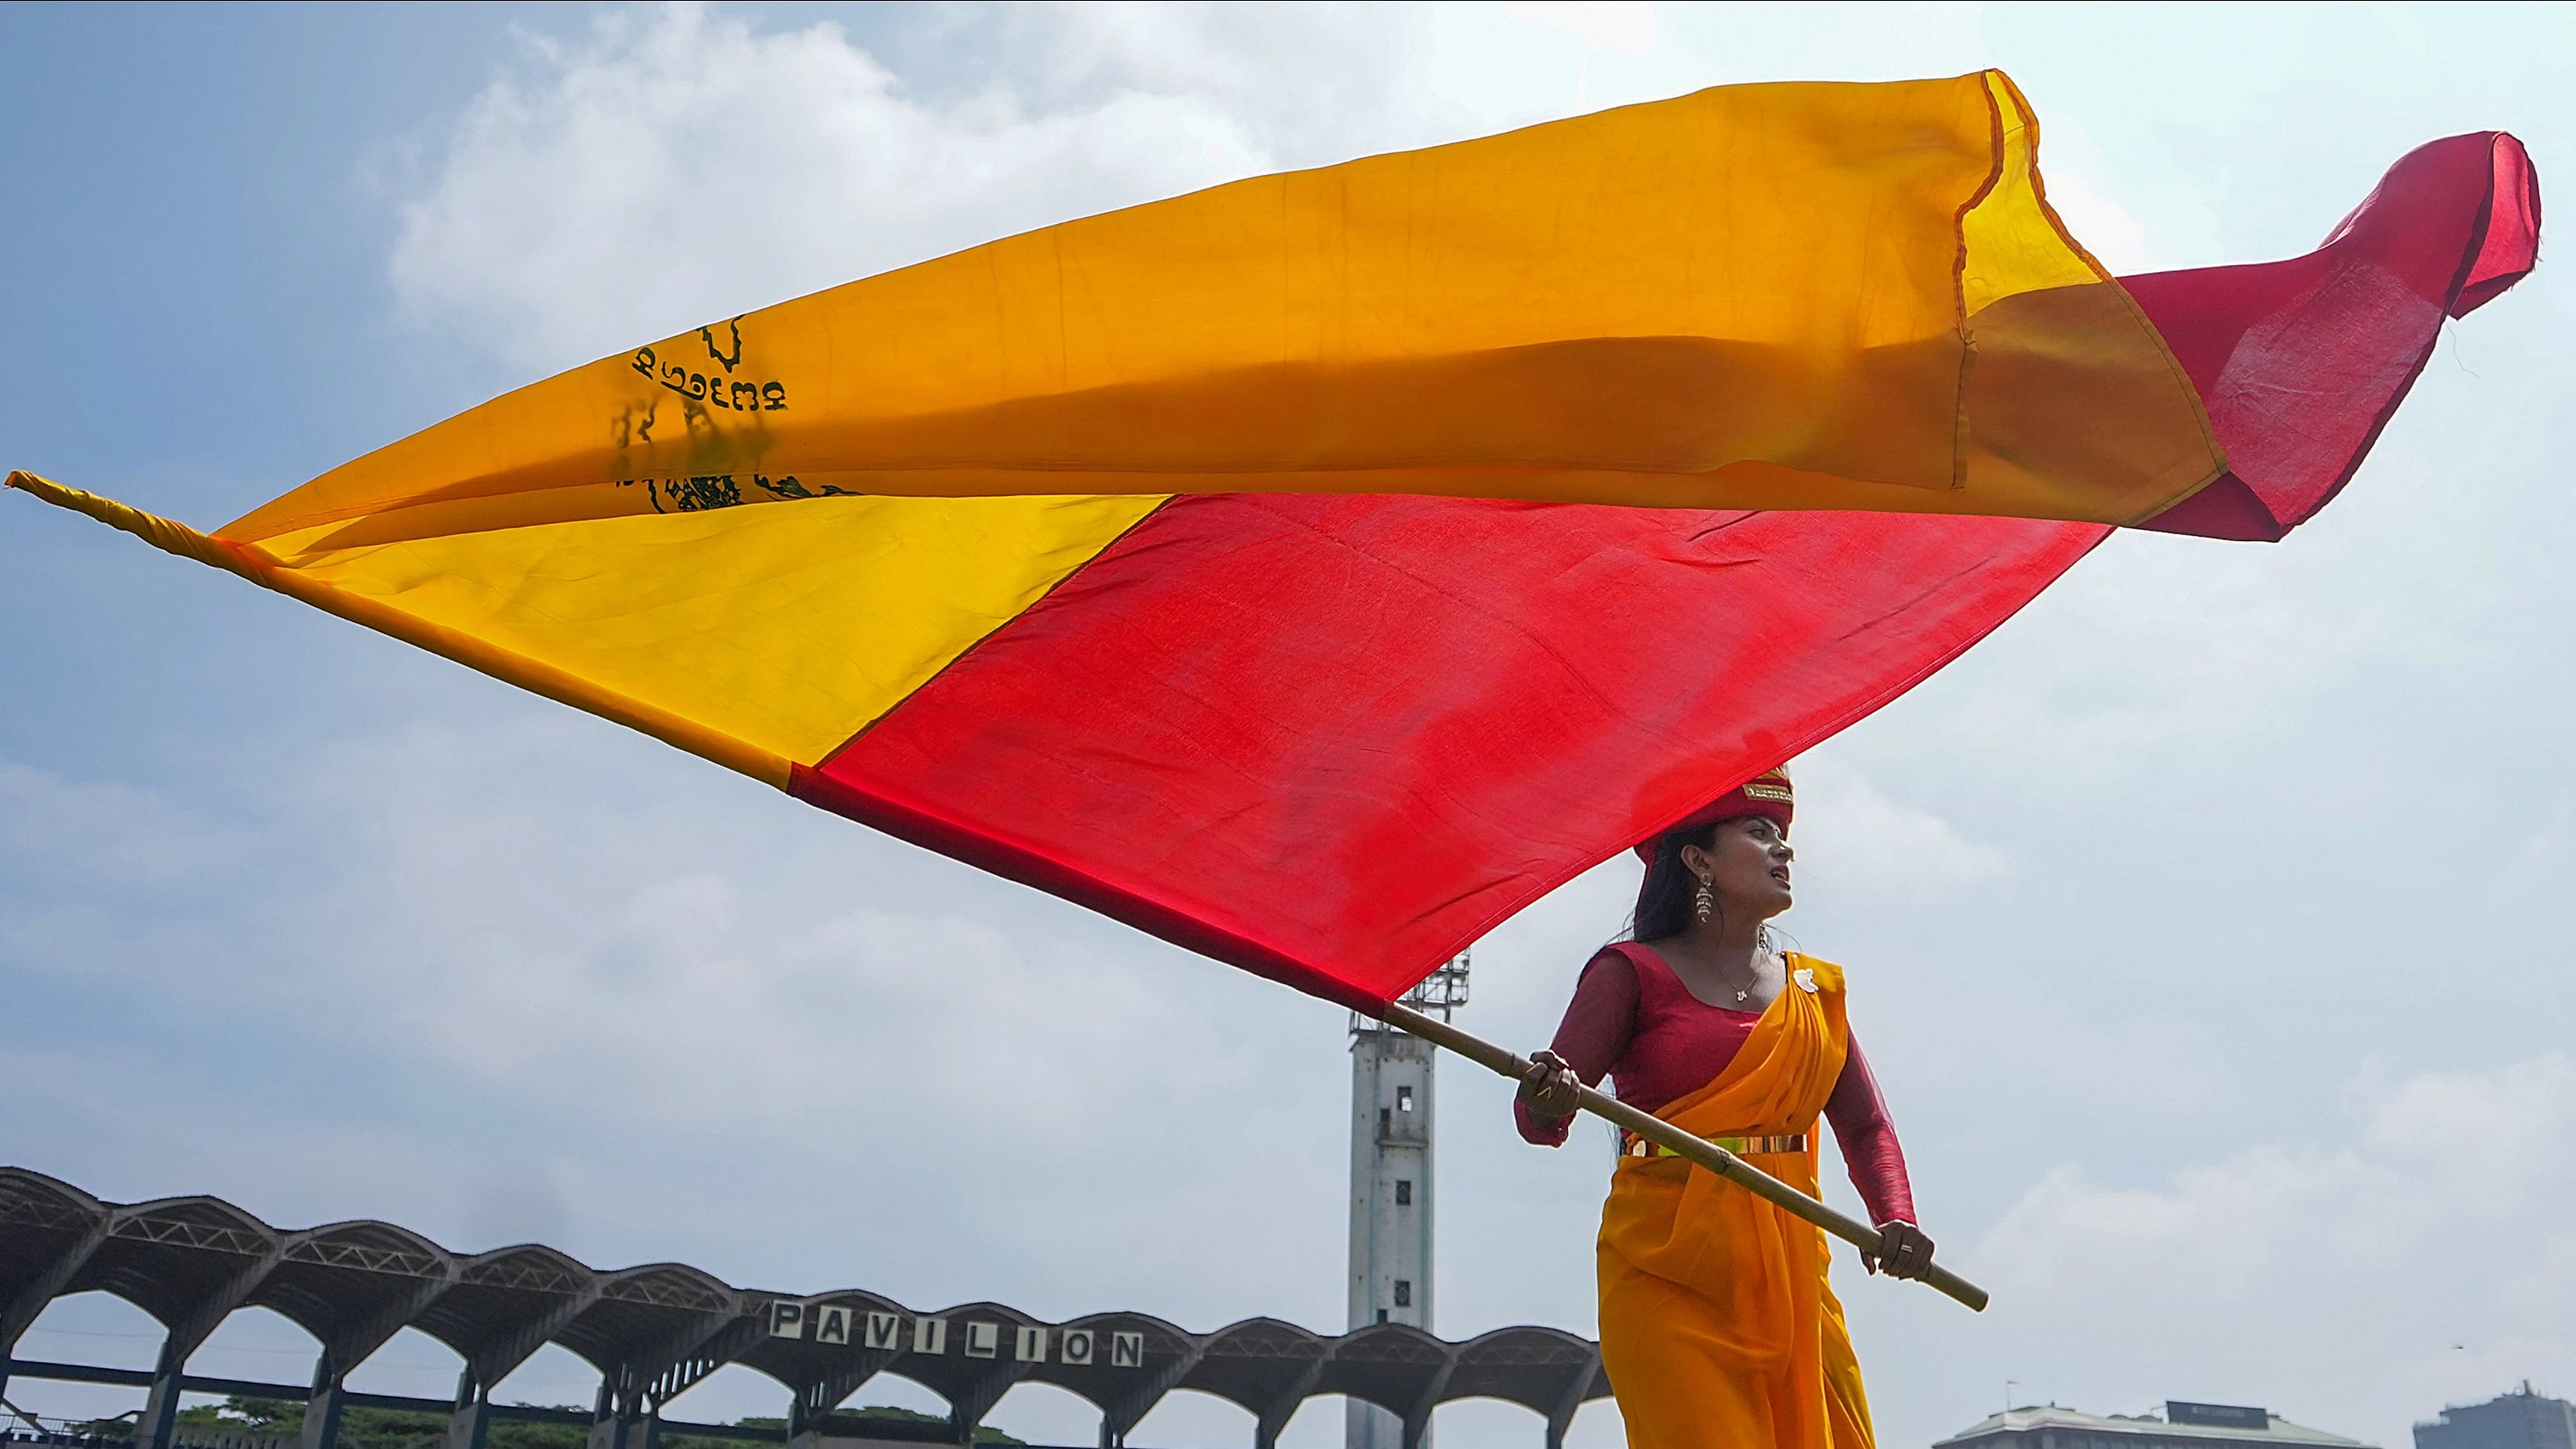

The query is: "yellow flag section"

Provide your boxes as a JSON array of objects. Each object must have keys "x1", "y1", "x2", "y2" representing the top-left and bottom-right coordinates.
[
  {"x1": 9, "y1": 473, "x2": 1156, "y2": 785},
  {"x1": 17, "y1": 72, "x2": 2222, "y2": 798}
]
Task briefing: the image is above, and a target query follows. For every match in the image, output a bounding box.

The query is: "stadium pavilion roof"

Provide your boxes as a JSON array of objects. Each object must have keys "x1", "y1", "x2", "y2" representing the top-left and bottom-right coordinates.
[{"x1": 0, "y1": 1169, "x2": 1607, "y2": 1449}]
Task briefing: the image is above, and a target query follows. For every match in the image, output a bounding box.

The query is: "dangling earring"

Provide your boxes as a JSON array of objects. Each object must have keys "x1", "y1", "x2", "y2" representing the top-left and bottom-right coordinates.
[{"x1": 1693, "y1": 875, "x2": 1714, "y2": 924}]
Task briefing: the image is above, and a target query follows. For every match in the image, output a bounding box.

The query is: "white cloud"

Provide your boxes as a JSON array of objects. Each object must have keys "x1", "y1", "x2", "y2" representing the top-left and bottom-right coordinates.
[
  {"x1": 0, "y1": 758, "x2": 247, "y2": 892},
  {"x1": 1974, "y1": 1054, "x2": 2576, "y2": 1433},
  {"x1": 1790, "y1": 759, "x2": 2015, "y2": 900},
  {"x1": 183, "y1": 713, "x2": 1258, "y2": 1150},
  {"x1": 1494, "y1": 2, "x2": 1659, "y2": 57}
]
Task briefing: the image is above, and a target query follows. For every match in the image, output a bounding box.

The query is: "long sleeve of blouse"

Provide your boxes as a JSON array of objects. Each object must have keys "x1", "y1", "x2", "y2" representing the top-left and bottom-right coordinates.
[{"x1": 1512, "y1": 947, "x2": 1918, "y2": 1227}]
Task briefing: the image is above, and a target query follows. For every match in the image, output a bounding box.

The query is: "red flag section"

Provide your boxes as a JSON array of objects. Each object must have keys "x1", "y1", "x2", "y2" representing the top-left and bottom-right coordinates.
[
  {"x1": 802, "y1": 132, "x2": 2539, "y2": 1009},
  {"x1": 2136, "y1": 132, "x2": 2540, "y2": 541}
]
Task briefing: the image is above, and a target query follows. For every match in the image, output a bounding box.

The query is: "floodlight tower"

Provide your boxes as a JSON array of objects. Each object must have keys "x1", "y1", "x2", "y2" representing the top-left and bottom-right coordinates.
[{"x1": 1346, "y1": 952, "x2": 1469, "y2": 1449}]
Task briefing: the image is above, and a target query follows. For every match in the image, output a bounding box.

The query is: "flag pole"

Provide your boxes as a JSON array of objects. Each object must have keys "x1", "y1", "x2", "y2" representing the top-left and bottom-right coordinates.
[{"x1": 1380, "y1": 1000, "x2": 1989, "y2": 1312}]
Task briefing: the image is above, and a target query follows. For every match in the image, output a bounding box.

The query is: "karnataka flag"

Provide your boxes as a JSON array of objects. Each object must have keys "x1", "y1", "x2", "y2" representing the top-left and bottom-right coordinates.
[{"x1": 10, "y1": 72, "x2": 2537, "y2": 1009}]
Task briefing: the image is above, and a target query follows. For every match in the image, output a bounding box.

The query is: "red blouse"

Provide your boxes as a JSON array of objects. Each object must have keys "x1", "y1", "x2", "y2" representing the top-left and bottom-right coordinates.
[{"x1": 1515, "y1": 941, "x2": 1917, "y2": 1227}]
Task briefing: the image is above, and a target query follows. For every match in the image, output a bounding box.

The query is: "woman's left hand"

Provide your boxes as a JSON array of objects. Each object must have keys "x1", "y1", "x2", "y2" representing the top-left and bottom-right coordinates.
[{"x1": 1864, "y1": 1221, "x2": 1934, "y2": 1279}]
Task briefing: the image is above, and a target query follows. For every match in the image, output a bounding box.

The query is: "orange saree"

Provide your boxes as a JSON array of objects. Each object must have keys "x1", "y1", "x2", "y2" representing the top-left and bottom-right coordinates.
[{"x1": 1596, "y1": 953, "x2": 1873, "y2": 1449}]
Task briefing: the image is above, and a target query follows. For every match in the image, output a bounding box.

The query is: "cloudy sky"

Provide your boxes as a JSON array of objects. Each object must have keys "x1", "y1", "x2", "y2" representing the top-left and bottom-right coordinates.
[{"x1": 2, "y1": 5, "x2": 2569, "y2": 1449}]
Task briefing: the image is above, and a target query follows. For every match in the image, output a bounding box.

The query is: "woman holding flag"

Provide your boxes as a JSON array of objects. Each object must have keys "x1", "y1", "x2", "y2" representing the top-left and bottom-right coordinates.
[{"x1": 1518, "y1": 767, "x2": 1926, "y2": 1449}]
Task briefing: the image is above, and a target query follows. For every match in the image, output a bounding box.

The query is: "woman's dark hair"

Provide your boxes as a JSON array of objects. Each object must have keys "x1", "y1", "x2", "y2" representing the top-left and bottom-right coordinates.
[{"x1": 1629, "y1": 821, "x2": 1721, "y2": 942}]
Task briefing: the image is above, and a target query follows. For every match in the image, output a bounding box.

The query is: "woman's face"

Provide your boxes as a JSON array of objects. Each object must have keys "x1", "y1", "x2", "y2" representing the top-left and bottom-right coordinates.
[{"x1": 1682, "y1": 816, "x2": 1793, "y2": 921}]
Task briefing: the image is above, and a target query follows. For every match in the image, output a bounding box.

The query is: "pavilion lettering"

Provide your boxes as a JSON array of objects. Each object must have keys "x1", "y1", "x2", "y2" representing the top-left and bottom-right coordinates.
[{"x1": 764, "y1": 1301, "x2": 1145, "y2": 1369}]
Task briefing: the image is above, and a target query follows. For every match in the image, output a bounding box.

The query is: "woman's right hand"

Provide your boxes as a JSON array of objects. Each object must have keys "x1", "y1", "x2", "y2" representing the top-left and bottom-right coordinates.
[{"x1": 1518, "y1": 1049, "x2": 1582, "y2": 1121}]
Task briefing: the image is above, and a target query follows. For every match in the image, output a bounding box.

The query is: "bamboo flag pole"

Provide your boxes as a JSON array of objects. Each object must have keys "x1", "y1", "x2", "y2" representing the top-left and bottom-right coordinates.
[{"x1": 1380, "y1": 1000, "x2": 1989, "y2": 1313}]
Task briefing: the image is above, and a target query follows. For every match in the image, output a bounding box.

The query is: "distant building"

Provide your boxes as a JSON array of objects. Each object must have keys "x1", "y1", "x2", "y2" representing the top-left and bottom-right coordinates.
[
  {"x1": 2415, "y1": 1383, "x2": 2576, "y2": 1449},
  {"x1": 1935, "y1": 1400, "x2": 2376, "y2": 1449}
]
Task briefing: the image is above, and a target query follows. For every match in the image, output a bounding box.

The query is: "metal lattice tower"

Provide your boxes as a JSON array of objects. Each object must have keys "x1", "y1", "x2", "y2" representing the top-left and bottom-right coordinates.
[{"x1": 1346, "y1": 954, "x2": 1469, "y2": 1449}]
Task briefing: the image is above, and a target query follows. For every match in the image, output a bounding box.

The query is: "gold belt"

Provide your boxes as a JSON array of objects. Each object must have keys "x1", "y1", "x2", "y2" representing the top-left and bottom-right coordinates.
[{"x1": 1624, "y1": 1131, "x2": 1807, "y2": 1159}]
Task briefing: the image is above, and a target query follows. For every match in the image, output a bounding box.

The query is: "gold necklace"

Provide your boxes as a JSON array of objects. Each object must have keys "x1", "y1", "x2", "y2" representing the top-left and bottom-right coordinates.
[{"x1": 1723, "y1": 948, "x2": 1770, "y2": 1003}]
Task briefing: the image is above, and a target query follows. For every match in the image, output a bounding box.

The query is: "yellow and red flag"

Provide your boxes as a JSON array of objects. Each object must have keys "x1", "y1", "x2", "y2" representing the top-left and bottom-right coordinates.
[{"x1": 10, "y1": 72, "x2": 2538, "y2": 1009}]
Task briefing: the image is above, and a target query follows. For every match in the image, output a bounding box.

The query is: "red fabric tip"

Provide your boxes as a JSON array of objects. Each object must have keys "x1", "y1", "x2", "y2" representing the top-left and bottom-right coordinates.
[{"x1": 2133, "y1": 131, "x2": 2541, "y2": 542}]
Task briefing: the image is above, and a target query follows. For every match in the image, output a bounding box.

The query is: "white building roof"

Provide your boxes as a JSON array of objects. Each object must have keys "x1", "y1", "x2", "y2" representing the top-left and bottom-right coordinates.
[{"x1": 1934, "y1": 1404, "x2": 2375, "y2": 1448}]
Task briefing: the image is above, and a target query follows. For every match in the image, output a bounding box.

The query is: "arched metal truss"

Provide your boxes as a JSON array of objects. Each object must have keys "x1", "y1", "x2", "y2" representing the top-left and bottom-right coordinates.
[{"x1": 0, "y1": 1171, "x2": 1606, "y2": 1449}]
